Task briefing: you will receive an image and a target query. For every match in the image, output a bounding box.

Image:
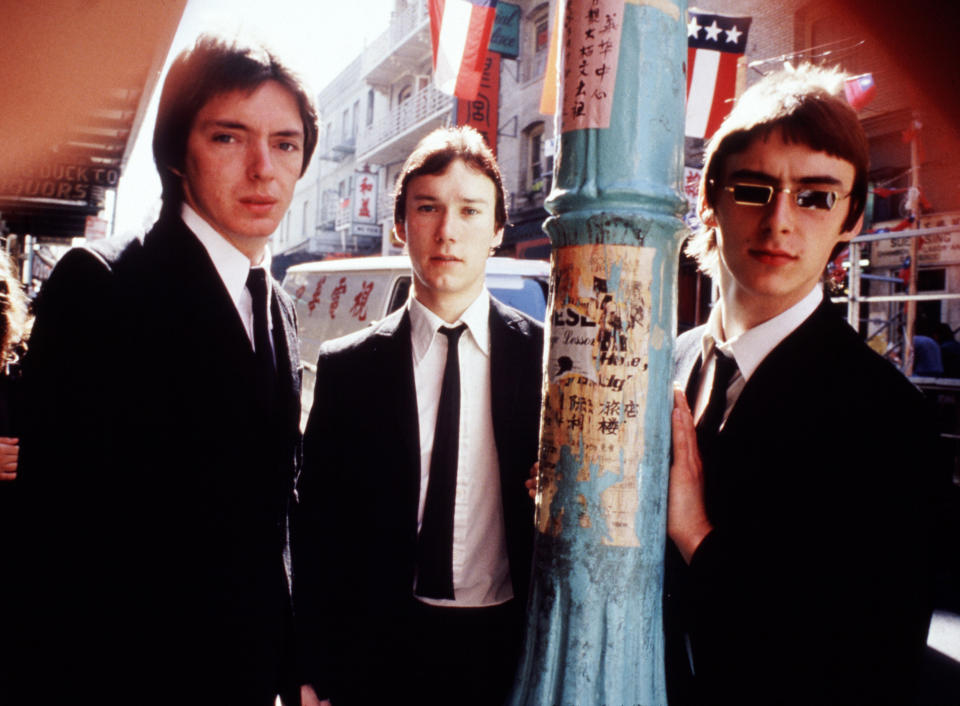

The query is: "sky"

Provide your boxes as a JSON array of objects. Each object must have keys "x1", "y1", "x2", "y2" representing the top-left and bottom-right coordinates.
[{"x1": 113, "y1": 0, "x2": 394, "y2": 236}]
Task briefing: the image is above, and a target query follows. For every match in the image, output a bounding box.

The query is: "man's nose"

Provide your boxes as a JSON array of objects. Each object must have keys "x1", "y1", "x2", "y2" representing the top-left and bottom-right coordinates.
[
  {"x1": 247, "y1": 140, "x2": 275, "y2": 180},
  {"x1": 760, "y1": 189, "x2": 795, "y2": 234},
  {"x1": 435, "y1": 210, "x2": 456, "y2": 241}
]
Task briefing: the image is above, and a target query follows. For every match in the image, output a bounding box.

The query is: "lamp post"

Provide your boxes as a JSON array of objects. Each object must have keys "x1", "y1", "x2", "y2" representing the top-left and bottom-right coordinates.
[{"x1": 510, "y1": 0, "x2": 687, "y2": 703}]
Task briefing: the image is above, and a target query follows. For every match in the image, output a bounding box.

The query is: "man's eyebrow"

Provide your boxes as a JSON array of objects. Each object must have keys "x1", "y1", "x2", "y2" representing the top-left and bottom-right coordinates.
[
  {"x1": 728, "y1": 168, "x2": 843, "y2": 186},
  {"x1": 409, "y1": 194, "x2": 490, "y2": 204},
  {"x1": 203, "y1": 119, "x2": 304, "y2": 139}
]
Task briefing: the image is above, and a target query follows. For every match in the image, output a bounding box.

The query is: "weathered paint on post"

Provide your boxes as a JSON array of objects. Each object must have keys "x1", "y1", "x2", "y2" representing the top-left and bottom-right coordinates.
[{"x1": 509, "y1": 1, "x2": 687, "y2": 704}]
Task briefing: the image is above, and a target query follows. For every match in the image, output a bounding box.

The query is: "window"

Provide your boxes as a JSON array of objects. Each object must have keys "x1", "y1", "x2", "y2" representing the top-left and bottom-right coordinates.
[
  {"x1": 351, "y1": 100, "x2": 360, "y2": 138},
  {"x1": 303, "y1": 200, "x2": 310, "y2": 237},
  {"x1": 523, "y1": 122, "x2": 546, "y2": 192},
  {"x1": 341, "y1": 109, "x2": 350, "y2": 141},
  {"x1": 397, "y1": 84, "x2": 413, "y2": 106},
  {"x1": 523, "y1": 4, "x2": 550, "y2": 82},
  {"x1": 366, "y1": 89, "x2": 375, "y2": 126}
]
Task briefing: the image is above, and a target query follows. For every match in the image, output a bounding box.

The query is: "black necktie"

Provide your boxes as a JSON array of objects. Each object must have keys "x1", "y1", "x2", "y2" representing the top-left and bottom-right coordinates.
[
  {"x1": 415, "y1": 323, "x2": 468, "y2": 600},
  {"x1": 246, "y1": 268, "x2": 277, "y2": 387},
  {"x1": 696, "y1": 351, "x2": 738, "y2": 450}
]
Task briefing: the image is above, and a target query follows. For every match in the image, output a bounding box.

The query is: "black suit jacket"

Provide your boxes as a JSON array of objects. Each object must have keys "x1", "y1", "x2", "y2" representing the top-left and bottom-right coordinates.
[
  {"x1": 15, "y1": 214, "x2": 302, "y2": 705},
  {"x1": 292, "y1": 297, "x2": 543, "y2": 702},
  {"x1": 664, "y1": 299, "x2": 945, "y2": 705}
]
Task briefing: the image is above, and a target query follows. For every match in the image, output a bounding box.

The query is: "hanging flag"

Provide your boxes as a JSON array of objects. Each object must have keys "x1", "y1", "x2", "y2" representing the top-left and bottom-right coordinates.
[
  {"x1": 686, "y1": 10, "x2": 752, "y2": 141},
  {"x1": 844, "y1": 73, "x2": 876, "y2": 111},
  {"x1": 429, "y1": 0, "x2": 499, "y2": 101},
  {"x1": 538, "y1": 0, "x2": 563, "y2": 115},
  {"x1": 457, "y1": 52, "x2": 501, "y2": 154}
]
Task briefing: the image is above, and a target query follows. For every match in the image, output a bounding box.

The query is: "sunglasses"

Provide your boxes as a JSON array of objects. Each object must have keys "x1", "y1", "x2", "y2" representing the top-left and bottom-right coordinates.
[{"x1": 720, "y1": 182, "x2": 850, "y2": 211}]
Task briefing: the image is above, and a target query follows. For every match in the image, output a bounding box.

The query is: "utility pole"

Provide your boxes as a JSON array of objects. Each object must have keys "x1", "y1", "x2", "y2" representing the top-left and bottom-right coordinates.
[
  {"x1": 903, "y1": 116, "x2": 922, "y2": 376},
  {"x1": 510, "y1": 0, "x2": 687, "y2": 704}
]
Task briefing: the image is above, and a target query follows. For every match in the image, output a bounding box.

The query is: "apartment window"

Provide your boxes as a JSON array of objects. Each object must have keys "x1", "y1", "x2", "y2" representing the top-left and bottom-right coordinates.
[
  {"x1": 303, "y1": 200, "x2": 310, "y2": 237},
  {"x1": 352, "y1": 100, "x2": 360, "y2": 138},
  {"x1": 366, "y1": 89, "x2": 375, "y2": 126},
  {"x1": 535, "y1": 8, "x2": 549, "y2": 53},
  {"x1": 523, "y1": 122, "x2": 545, "y2": 191},
  {"x1": 397, "y1": 84, "x2": 413, "y2": 106},
  {"x1": 325, "y1": 122, "x2": 333, "y2": 151}
]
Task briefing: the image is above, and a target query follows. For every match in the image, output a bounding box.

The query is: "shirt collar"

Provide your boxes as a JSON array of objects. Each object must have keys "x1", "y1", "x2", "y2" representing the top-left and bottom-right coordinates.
[
  {"x1": 181, "y1": 203, "x2": 272, "y2": 304},
  {"x1": 409, "y1": 289, "x2": 491, "y2": 364},
  {"x1": 701, "y1": 285, "x2": 823, "y2": 382}
]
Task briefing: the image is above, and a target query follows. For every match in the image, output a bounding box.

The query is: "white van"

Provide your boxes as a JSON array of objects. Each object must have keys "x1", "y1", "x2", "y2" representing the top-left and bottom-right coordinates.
[{"x1": 282, "y1": 255, "x2": 550, "y2": 423}]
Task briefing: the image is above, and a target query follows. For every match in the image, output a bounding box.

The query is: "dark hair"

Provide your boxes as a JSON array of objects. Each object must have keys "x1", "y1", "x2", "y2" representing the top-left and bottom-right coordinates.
[
  {"x1": 393, "y1": 126, "x2": 507, "y2": 231},
  {"x1": 687, "y1": 64, "x2": 869, "y2": 279},
  {"x1": 153, "y1": 34, "x2": 318, "y2": 215}
]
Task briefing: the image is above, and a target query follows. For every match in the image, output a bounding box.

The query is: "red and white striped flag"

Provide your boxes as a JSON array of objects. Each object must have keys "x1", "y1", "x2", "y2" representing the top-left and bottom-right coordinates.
[
  {"x1": 429, "y1": 0, "x2": 499, "y2": 101},
  {"x1": 686, "y1": 10, "x2": 751, "y2": 140}
]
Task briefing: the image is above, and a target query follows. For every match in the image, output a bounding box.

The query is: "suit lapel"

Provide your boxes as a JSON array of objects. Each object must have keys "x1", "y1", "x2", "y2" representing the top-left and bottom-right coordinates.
[
  {"x1": 721, "y1": 300, "x2": 834, "y2": 440},
  {"x1": 270, "y1": 282, "x2": 302, "y2": 423},
  {"x1": 374, "y1": 310, "x2": 422, "y2": 523},
  {"x1": 490, "y1": 301, "x2": 518, "y2": 456}
]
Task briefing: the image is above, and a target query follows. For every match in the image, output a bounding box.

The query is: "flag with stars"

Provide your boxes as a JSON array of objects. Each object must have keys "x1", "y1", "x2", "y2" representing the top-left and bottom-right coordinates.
[{"x1": 686, "y1": 10, "x2": 752, "y2": 140}]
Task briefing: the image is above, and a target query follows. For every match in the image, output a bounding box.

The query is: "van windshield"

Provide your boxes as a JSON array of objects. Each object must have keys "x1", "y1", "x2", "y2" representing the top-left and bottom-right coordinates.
[{"x1": 489, "y1": 277, "x2": 548, "y2": 322}]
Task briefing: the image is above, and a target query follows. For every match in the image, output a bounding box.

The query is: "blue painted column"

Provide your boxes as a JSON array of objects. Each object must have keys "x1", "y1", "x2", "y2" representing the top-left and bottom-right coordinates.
[{"x1": 509, "y1": 1, "x2": 687, "y2": 704}]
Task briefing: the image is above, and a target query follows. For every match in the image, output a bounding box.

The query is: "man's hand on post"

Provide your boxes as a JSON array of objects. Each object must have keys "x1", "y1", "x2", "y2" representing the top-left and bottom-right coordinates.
[
  {"x1": 0, "y1": 436, "x2": 19, "y2": 481},
  {"x1": 300, "y1": 684, "x2": 331, "y2": 706},
  {"x1": 668, "y1": 389, "x2": 713, "y2": 564},
  {"x1": 525, "y1": 461, "x2": 539, "y2": 500}
]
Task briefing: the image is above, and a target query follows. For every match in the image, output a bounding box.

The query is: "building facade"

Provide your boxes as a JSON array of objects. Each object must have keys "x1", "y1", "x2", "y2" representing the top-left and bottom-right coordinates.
[{"x1": 276, "y1": 0, "x2": 559, "y2": 276}]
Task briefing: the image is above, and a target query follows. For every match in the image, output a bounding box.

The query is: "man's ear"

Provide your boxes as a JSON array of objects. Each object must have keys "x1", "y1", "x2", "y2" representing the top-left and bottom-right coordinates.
[
  {"x1": 839, "y1": 213, "x2": 864, "y2": 243},
  {"x1": 492, "y1": 227, "x2": 504, "y2": 249},
  {"x1": 699, "y1": 205, "x2": 718, "y2": 227},
  {"x1": 392, "y1": 223, "x2": 407, "y2": 249}
]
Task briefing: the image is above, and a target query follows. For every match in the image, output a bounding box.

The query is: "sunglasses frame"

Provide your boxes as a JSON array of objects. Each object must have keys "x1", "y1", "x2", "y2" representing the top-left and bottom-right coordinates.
[{"x1": 718, "y1": 181, "x2": 850, "y2": 211}]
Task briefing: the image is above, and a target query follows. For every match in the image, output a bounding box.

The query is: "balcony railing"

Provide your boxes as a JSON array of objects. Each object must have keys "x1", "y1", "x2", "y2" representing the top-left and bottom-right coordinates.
[
  {"x1": 357, "y1": 85, "x2": 452, "y2": 156},
  {"x1": 362, "y1": 0, "x2": 429, "y2": 74}
]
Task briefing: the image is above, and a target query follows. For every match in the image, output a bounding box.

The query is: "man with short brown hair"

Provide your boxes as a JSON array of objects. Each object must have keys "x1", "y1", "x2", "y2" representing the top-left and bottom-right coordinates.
[
  {"x1": 293, "y1": 126, "x2": 542, "y2": 706},
  {"x1": 666, "y1": 65, "x2": 945, "y2": 705},
  {"x1": 17, "y1": 35, "x2": 316, "y2": 705}
]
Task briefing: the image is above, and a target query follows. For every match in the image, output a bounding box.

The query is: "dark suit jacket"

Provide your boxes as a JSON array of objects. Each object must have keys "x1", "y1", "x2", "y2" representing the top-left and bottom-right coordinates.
[
  {"x1": 664, "y1": 299, "x2": 946, "y2": 706},
  {"x1": 15, "y1": 214, "x2": 301, "y2": 705},
  {"x1": 292, "y1": 297, "x2": 543, "y2": 702}
]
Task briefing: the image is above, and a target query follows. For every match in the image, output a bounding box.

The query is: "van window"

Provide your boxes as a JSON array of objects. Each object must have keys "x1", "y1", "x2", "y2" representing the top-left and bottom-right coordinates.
[
  {"x1": 489, "y1": 277, "x2": 548, "y2": 322},
  {"x1": 387, "y1": 276, "x2": 412, "y2": 314}
]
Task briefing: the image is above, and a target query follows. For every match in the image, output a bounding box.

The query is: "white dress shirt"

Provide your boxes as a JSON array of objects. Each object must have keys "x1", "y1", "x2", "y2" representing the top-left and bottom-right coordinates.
[
  {"x1": 181, "y1": 203, "x2": 273, "y2": 352},
  {"x1": 692, "y1": 285, "x2": 823, "y2": 429},
  {"x1": 408, "y1": 291, "x2": 513, "y2": 608}
]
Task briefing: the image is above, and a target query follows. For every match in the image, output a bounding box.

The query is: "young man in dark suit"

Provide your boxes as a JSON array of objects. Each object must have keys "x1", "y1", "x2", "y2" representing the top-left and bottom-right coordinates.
[
  {"x1": 665, "y1": 65, "x2": 947, "y2": 705},
  {"x1": 293, "y1": 126, "x2": 543, "y2": 706},
  {"x1": 15, "y1": 36, "x2": 317, "y2": 705}
]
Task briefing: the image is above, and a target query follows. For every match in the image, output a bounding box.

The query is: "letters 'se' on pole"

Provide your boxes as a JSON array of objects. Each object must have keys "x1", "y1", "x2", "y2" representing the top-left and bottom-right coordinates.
[{"x1": 510, "y1": 1, "x2": 688, "y2": 704}]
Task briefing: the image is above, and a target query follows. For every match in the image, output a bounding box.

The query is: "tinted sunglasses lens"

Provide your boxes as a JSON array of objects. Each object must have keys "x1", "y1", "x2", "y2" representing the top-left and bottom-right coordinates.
[
  {"x1": 795, "y1": 189, "x2": 837, "y2": 210},
  {"x1": 731, "y1": 184, "x2": 772, "y2": 205}
]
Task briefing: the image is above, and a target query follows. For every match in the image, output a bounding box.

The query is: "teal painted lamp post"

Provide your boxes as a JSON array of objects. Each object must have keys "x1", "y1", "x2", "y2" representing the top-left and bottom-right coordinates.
[{"x1": 509, "y1": 0, "x2": 688, "y2": 704}]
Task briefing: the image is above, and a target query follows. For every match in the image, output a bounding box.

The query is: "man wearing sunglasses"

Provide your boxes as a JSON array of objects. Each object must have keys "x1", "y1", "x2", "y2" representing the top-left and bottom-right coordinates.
[{"x1": 665, "y1": 65, "x2": 946, "y2": 705}]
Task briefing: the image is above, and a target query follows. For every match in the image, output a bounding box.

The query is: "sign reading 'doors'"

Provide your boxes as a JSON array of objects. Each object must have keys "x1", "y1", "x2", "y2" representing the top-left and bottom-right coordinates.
[
  {"x1": 560, "y1": 0, "x2": 626, "y2": 132},
  {"x1": 1, "y1": 164, "x2": 121, "y2": 201}
]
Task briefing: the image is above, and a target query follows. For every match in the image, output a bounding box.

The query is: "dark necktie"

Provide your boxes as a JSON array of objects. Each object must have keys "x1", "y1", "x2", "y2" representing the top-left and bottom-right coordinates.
[
  {"x1": 246, "y1": 268, "x2": 277, "y2": 386},
  {"x1": 415, "y1": 323, "x2": 468, "y2": 600},
  {"x1": 695, "y1": 351, "x2": 738, "y2": 450}
]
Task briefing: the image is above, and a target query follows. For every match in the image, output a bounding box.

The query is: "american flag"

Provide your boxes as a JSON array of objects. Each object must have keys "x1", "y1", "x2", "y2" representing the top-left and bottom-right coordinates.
[
  {"x1": 685, "y1": 10, "x2": 752, "y2": 141},
  {"x1": 429, "y1": 0, "x2": 499, "y2": 101}
]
